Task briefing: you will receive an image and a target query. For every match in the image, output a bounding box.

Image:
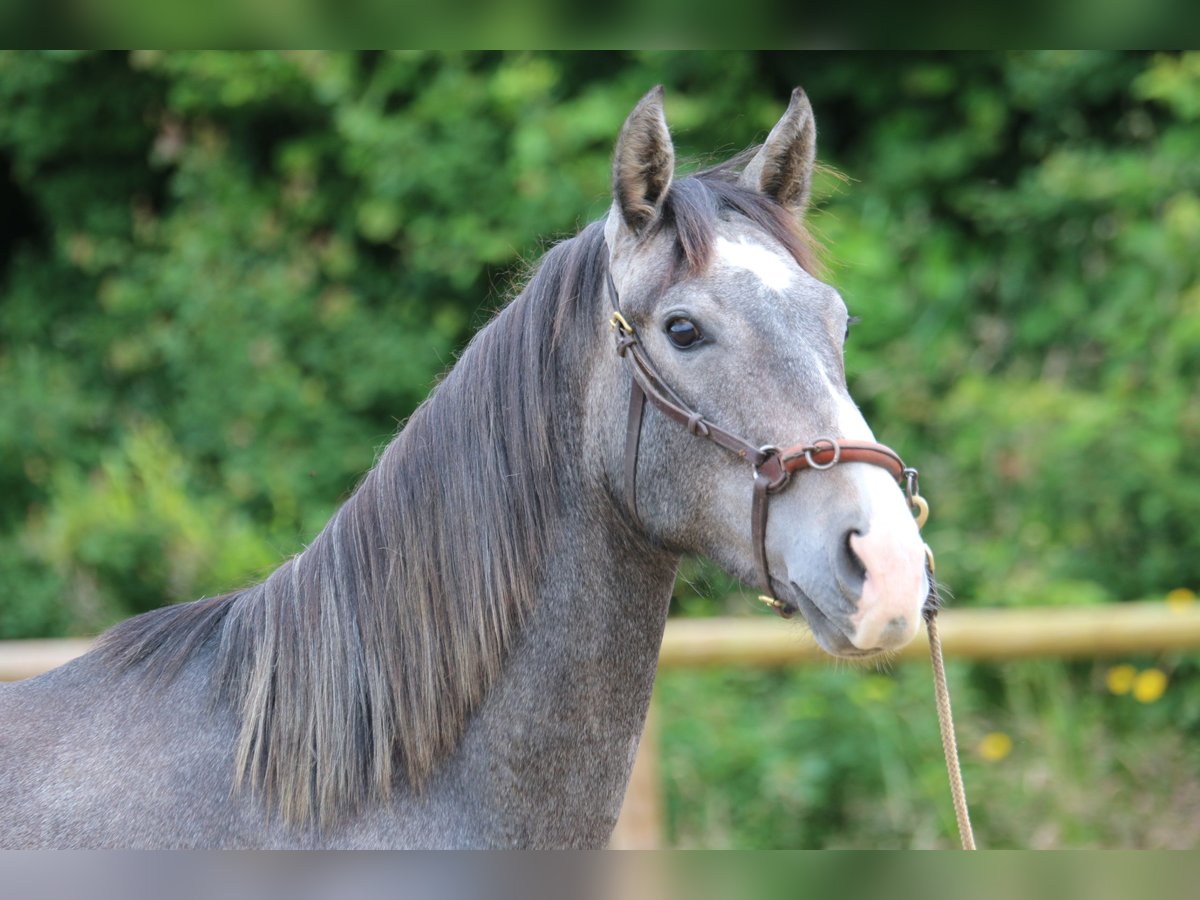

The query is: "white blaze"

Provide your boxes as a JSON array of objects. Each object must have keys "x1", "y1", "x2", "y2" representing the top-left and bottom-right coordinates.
[
  {"x1": 714, "y1": 240, "x2": 926, "y2": 653},
  {"x1": 833, "y1": 386, "x2": 875, "y2": 443},
  {"x1": 715, "y1": 236, "x2": 796, "y2": 292}
]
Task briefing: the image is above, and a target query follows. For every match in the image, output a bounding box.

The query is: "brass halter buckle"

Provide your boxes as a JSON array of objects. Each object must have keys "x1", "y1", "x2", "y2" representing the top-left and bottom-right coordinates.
[
  {"x1": 609, "y1": 311, "x2": 633, "y2": 335},
  {"x1": 903, "y1": 466, "x2": 936, "y2": 575}
]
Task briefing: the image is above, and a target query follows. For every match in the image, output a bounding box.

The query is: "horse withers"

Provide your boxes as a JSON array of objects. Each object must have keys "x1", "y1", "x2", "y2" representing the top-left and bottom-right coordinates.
[{"x1": 0, "y1": 87, "x2": 929, "y2": 848}]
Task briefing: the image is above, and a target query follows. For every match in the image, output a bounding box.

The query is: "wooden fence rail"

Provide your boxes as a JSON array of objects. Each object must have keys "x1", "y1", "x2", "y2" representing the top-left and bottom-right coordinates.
[
  {"x1": 4, "y1": 602, "x2": 1198, "y2": 682},
  {"x1": 3, "y1": 601, "x2": 1199, "y2": 847},
  {"x1": 657, "y1": 600, "x2": 1200, "y2": 668},
  {"x1": 0, "y1": 638, "x2": 92, "y2": 682}
]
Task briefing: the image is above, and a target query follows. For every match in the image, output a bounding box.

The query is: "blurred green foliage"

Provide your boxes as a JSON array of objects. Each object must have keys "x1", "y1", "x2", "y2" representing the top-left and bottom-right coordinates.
[
  {"x1": 3, "y1": 51, "x2": 1200, "y2": 847},
  {"x1": 657, "y1": 650, "x2": 1200, "y2": 848}
]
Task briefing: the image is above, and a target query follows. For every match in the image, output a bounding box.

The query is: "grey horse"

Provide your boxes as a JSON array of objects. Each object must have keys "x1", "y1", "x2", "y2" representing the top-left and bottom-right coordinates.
[{"x1": 0, "y1": 87, "x2": 928, "y2": 848}]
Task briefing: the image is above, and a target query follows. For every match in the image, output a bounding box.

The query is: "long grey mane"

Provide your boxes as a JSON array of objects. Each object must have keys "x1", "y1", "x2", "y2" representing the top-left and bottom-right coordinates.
[{"x1": 95, "y1": 154, "x2": 816, "y2": 827}]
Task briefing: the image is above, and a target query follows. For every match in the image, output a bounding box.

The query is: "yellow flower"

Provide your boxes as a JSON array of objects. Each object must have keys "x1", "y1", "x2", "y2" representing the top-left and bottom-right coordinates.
[
  {"x1": 1106, "y1": 664, "x2": 1136, "y2": 695},
  {"x1": 1166, "y1": 588, "x2": 1196, "y2": 612},
  {"x1": 1133, "y1": 668, "x2": 1168, "y2": 703},
  {"x1": 978, "y1": 732, "x2": 1013, "y2": 762}
]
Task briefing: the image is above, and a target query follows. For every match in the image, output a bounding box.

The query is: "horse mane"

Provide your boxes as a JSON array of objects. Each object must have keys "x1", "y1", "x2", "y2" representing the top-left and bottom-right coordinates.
[{"x1": 94, "y1": 153, "x2": 818, "y2": 827}]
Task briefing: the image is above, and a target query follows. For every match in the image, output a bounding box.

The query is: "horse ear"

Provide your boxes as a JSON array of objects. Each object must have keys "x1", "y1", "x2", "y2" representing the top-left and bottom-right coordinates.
[
  {"x1": 739, "y1": 87, "x2": 817, "y2": 215},
  {"x1": 610, "y1": 85, "x2": 675, "y2": 235}
]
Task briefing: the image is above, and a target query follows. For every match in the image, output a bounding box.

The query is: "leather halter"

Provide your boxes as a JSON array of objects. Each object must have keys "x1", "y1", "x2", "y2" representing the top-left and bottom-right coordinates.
[{"x1": 605, "y1": 271, "x2": 925, "y2": 616}]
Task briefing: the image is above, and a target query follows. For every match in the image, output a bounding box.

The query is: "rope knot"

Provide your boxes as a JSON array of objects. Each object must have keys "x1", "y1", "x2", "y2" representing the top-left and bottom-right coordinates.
[{"x1": 686, "y1": 413, "x2": 708, "y2": 436}]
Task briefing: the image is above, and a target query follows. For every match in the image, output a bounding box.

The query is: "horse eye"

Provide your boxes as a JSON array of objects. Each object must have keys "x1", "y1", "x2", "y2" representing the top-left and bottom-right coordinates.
[
  {"x1": 666, "y1": 317, "x2": 703, "y2": 349},
  {"x1": 845, "y1": 314, "x2": 862, "y2": 342}
]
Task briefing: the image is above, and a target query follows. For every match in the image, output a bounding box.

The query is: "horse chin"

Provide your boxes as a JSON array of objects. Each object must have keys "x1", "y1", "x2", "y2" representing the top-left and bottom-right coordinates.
[{"x1": 786, "y1": 583, "x2": 886, "y2": 659}]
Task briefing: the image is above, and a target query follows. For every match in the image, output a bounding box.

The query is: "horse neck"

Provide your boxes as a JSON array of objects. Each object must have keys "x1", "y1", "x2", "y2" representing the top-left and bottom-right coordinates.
[{"x1": 444, "y1": 492, "x2": 679, "y2": 847}]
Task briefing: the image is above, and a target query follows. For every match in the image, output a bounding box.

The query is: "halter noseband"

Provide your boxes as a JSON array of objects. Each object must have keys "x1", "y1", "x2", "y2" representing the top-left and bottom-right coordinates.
[{"x1": 605, "y1": 271, "x2": 927, "y2": 616}]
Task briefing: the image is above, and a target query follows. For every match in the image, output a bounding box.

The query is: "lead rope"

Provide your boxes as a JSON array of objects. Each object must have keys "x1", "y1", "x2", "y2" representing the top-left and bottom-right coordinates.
[
  {"x1": 915, "y1": 480, "x2": 976, "y2": 849},
  {"x1": 926, "y1": 609, "x2": 976, "y2": 849}
]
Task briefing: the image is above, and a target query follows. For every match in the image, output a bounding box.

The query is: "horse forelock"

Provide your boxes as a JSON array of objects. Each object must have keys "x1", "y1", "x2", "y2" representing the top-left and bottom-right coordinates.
[{"x1": 660, "y1": 151, "x2": 822, "y2": 281}]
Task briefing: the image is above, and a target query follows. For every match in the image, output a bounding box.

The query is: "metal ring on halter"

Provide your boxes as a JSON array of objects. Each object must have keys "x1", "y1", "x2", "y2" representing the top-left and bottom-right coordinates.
[
  {"x1": 803, "y1": 437, "x2": 841, "y2": 471},
  {"x1": 912, "y1": 495, "x2": 930, "y2": 529}
]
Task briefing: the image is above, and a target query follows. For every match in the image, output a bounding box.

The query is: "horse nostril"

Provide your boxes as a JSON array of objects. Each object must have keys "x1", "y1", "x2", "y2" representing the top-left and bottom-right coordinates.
[{"x1": 844, "y1": 530, "x2": 867, "y2": 582}]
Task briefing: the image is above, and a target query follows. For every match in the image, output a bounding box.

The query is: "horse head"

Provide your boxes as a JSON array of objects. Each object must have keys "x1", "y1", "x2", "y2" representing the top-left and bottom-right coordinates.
[{"x1": 599, "y1": 87, "x2": 930, "y2": 657}]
